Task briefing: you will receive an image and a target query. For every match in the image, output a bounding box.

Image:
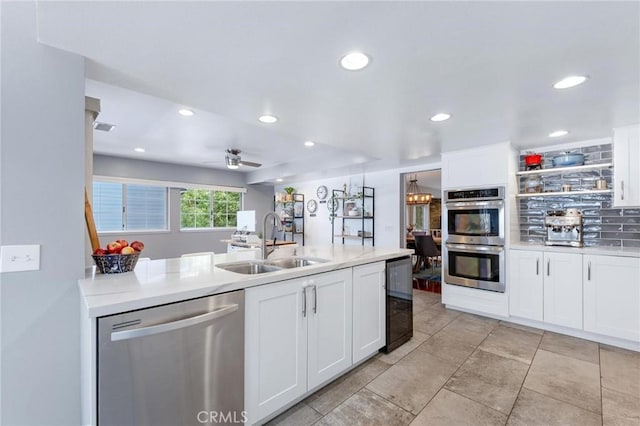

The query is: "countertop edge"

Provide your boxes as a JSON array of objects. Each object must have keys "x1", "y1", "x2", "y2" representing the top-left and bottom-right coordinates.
[{"x1": 509, "y1": 243, "x2": 640, "y2": 258}]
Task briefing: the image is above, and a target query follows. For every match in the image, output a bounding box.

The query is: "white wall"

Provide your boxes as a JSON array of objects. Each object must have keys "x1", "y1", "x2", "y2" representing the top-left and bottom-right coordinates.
[
  {"x1": 93, "y1": 154, "x2": 274, "y2": 259},
  {"x1": 1, "y1": 2, "x2": 85, "y2": 424}
]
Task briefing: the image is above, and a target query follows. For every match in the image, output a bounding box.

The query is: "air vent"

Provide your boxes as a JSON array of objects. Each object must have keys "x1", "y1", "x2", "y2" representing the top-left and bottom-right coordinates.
[{"x1": 93, "y1": 122, "x2": 116, "y2": 132}]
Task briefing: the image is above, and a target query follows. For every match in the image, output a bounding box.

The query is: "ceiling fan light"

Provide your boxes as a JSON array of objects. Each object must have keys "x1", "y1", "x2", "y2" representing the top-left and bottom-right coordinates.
[{"x1": 226, "y1": 155, "x2": 240, "y2": 169}]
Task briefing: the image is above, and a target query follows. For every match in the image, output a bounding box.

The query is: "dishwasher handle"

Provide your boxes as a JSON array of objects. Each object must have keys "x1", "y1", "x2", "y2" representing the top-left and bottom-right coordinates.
[{"x1": 111, "y1": 303, "x2": 238, "y2": 342}]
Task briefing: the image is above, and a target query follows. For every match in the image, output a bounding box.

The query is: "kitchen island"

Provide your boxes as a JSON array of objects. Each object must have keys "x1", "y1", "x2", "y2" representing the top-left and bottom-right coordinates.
[{"x1": 79, "y1": 245, "x2": 412, "y2": 425}]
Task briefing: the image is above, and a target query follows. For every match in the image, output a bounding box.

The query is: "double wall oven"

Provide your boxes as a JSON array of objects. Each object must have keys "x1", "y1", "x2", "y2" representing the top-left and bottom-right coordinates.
[{"x1": 444, "y1": 187, "x2": 506, "y2": 293}]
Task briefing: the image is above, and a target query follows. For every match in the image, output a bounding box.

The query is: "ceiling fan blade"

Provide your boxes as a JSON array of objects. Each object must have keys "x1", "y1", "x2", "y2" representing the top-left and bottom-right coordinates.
[{"x1": 239, "y1": 160, "x2": 262, "y2": 168}]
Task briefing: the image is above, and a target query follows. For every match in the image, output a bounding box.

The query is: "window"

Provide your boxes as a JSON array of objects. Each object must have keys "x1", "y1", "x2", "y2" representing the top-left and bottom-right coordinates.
[
  {"x1": 92, "y1": 181, "x2": 168, "y2": 232},
  {"x1": 180, "y1": 189, "x2": 242, "y2": 229}
]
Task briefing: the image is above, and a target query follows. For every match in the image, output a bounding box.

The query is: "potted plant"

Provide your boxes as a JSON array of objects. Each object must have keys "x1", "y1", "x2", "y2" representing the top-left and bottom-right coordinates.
[{"x1": 284, "y1": 186, "x2": 295, "y2": 202}]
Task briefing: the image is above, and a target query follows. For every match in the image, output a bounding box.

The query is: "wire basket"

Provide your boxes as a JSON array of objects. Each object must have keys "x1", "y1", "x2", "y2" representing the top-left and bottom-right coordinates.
[{"x1": 92, "y1": 252, "x2": 140, "y2": 274}]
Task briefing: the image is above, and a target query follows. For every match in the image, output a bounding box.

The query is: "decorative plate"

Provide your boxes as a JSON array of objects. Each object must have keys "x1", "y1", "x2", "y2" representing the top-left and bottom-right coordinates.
[
  {"x1": 316, "y1": 185, "x2": 328, "y2": 200},
  {"x1": 306, "y1": 199, "x2": 317, "y2": 214}
]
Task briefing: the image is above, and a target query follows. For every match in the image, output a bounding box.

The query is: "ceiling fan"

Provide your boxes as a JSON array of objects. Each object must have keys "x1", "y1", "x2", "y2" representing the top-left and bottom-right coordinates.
[{"x1": 224, "y1": 149, "x2": 262, "y2": 169}]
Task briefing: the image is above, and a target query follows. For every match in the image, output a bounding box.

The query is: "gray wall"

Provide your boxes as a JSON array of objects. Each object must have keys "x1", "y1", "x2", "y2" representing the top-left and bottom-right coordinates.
[
  {"x1": 93, "y1": 154, "x2": 274, "y2": 259},
  {"x1": 1, "y1": 2, "x2": 85, "y2": 424}
]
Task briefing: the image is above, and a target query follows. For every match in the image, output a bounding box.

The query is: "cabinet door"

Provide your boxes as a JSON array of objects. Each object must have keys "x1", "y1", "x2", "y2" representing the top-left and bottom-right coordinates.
[
  {"x1": 543, "y1": 252, "x2": 583, "y2": 329},
  {"x1": 245, "y1": 278, "x2": 308, "y2": 424},
  {"x1": 584, "y1": 255, "x2": 640, "y2": 342},
  {"x1": 613, "y1": 124, "x2": 640, "y2": 207},
  {"x1": 307, "y1": 269, "x2": 353, "y2": 390},
  {"x1": 509, "y1": 250, "x2": 543, "y2": 321},
  {"x1": 352, "y1": 262, "x2": 386, "y2": 364}
]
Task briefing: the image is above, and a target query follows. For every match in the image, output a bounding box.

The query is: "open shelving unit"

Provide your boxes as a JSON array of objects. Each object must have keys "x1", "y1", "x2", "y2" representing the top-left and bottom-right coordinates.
[
  {"x1": 516, "y1": 162, "x2": 613, "y2": 198},
  {"x1": 331, "y1": 186, "x2": 375, "y2": 246},
  {"x1": 274, "y1": 193, "x2": 304, "y2": 245}
]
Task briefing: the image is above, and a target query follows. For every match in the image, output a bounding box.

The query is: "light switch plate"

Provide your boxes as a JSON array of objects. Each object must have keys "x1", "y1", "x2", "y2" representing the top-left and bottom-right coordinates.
[{"x1": 0, "y1": 245, "x2": 40, "y2": 272}]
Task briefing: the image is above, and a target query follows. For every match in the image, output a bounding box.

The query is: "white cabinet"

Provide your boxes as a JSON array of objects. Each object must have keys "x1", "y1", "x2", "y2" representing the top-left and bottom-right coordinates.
[
  {"x1": 442, "y1": 142, "x2": 513, "y2": 188},
  {"x1": 509, "y1": 250, "x2": 543, "y2": 321},
  {"x1": 613, "y1": 124, "x2": 640, "y2": 207},
  {"x1": 543, "y1": 252, "x2": 583, "y2": 329},
  {"x1": 583, "y1": 255, "x2": 640, "y2": 342},
  {"x1": 509, "y1": 250, "x2": 582, "y2": 328},
  {"x1": 245, "y1": 269, "x2": 352, "y2": 424},
  {"x1": 352, "y1": 262, "x2": 386, "y2": 364}
]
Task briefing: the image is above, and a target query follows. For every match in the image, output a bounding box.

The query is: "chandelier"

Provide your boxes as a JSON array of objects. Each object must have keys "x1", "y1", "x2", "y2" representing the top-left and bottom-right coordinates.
[{"x1": 406, "y1": 176, "x2": 432, "y2": 205}]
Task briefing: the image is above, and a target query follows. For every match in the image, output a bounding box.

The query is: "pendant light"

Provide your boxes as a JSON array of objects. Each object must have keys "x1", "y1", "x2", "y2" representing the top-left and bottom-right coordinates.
[{"x1": 406, "y1": 175, "x2": 432, "y2": 205}]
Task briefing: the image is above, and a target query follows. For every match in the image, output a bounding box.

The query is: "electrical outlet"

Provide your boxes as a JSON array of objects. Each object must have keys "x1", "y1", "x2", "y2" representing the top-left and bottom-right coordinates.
[{"x1": 0, "y1": 245, "x2": 40, "y2": 272}]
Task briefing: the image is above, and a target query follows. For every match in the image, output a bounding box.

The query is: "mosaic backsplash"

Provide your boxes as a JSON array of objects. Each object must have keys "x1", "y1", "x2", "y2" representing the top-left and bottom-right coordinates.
[{"x1": 518, "y1": 143, "x2": 640, "y2": 248}]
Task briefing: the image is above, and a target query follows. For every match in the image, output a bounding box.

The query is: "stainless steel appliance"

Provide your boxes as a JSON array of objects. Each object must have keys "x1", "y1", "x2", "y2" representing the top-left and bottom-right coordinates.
[
  {"x1": 545, "y1": 209, "x2": 584, "y2": 247},
  {"x1": 444, "y1": 187, "x2": 506, "y2": 292},
  {"x1": 98, "y1": 290, "x2": 245, "y2": 426},
  {"x1": 444, "y1": 243, "x2": 506, "y2": 292},
  {"x1": 444, "y1": 187, "x2": 505, "y2": 246},
  {"x1": 382, "y1": 256, "x2": 413, "y2": 353}
]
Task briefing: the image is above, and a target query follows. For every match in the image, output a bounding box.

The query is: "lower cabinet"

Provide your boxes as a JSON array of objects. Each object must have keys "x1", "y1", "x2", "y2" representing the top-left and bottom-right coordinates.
[
  {"x1": 352, "y1": 262, "x2": 386, "y2": 364},
  {"x1": 583, "y1": 255, "x2": 640, "y2": 341},
  {"x1": 509, "y1": 250, "x2": 583, "y2": 329},
  {"x1": 245, "y1": 269, "x2": 353, "y2": 424}
]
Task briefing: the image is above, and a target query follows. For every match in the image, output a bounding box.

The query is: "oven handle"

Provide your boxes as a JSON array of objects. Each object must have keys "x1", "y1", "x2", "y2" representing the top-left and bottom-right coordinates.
[
  {"x1": 445, "y1": 243, "x2": 504, "y2": 254},
  {"x1": 445, "y1": 200, "x2": 504, "y2": 209}
]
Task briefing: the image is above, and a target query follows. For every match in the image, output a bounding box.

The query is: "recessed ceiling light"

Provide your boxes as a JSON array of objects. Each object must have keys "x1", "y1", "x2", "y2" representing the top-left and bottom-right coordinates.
[
  {"x1": 430, "y1": 113, "x2": 451, "y2": 122},
  {"x1": 339, "y1": 52, "x2": 370, "y2": 71},
  {"x1": 178, "y1": 108, "x2": 194, "y2": 116},
  {"x1": 276, "y1": 178, "x2": 283, "y2": 182},
  {"x1": 258, "y1": 114, "x2": 278, "y2": 124},
  {"x1": 553, "y1": 76, "x2": 588, "y2": 89},
  {"x1": 304, "y1": 141, "x2": 315, "y2": 147},
  {"x1": 134, "y1": 147, "x2": 145, "y2": 153},
  {"x1": 549, "y1": 130, "x2": 569, "y2": 138}
]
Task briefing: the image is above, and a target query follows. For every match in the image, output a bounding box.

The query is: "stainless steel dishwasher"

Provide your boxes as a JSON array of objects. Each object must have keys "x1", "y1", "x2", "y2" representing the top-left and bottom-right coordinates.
[{"x1": 98, "y1": 289, "x2": 244, "y2": 426}]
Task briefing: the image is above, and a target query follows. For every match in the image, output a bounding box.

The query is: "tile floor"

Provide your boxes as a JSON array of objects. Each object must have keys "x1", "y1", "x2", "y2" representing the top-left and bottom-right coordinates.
[{"x1": 267, "y1": 289, "x2": 640, "y2": 426}]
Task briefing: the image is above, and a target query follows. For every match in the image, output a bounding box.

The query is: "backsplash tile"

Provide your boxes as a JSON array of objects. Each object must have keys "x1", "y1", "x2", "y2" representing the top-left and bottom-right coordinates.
[{"x1": 518, "y1": 143, "x2": 640, "y2": 248}]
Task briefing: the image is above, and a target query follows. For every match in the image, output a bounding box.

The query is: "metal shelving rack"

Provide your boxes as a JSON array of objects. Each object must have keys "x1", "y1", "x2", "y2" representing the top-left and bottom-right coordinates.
[
  {"x1": 274, "y1": 193, "x2": 305, "y2": 245},
  {"x1": 331, "y1": 186, "x2": 375, "y2": 246}
]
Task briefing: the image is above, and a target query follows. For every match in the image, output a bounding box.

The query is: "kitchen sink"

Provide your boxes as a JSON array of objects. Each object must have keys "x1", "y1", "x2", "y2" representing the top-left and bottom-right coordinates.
[
  {"x1": 264, "y1": 257, "x2": 329, "y2": 269},
  {"x1": 216, "y1": 261, "x2": 282, "y2": 275}
]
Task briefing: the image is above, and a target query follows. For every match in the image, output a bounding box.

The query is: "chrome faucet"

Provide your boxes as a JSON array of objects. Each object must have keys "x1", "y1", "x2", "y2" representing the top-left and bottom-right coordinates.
[{"x1": 262, "y1": 211, "x2": 283, "y2": 260}]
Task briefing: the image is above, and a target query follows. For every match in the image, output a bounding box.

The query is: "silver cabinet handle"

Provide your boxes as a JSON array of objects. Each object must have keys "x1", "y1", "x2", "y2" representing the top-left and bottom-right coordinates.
[
  {"x1": 111, "y1": 304, "x2": 238, "y2": 342},
  {"x1": 302, "y1": 286, "x2": 307, "y2": 318},
  {"x1": 621, "y1": 180, "x2": 625, "y2": 201},
  {"x1": 312, "y1": 284, "x2": 317, "y2": 314},
  {"x1": 588, "y1": 261, "x2": 591, "y2": 281},
  {"x1": 536, "y1": 258, "x2": 539, "y2": 275},
  {"x1": 547, "y1": 258, "x2": 550, "y2": 276}
]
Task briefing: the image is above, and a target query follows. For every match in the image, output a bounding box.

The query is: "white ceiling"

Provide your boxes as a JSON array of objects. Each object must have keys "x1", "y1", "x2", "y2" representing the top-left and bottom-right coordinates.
[{"x1": 36, "y1": 1, "x2": 639, "y2": 184}]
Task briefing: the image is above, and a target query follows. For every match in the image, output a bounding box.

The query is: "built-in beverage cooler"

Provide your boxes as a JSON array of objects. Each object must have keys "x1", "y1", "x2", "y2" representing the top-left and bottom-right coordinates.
[{"x1": 382, "y1": 256, "x2": 413, "y2": 352}]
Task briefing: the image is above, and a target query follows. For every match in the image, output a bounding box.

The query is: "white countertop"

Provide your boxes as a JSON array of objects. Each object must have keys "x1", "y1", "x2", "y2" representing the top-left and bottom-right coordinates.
[
  {"x1": 510, "y1": 242, "x2": 640, "y2": 258},
  {"x1": 79, "y1": 245, "x2": 412, "y2": 318}
]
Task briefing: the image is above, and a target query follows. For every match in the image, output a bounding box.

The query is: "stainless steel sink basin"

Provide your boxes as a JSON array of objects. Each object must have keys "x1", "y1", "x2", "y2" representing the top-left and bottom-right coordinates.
[
  {"x1": 216, "y1": 261, "x2": 282, "y2": 275},
  {"x1": 264, "y1": 257, "x2": 329, "y2": 269}
]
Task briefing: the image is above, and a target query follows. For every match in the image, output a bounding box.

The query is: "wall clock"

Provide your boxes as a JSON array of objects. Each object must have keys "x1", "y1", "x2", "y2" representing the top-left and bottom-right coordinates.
[
  {"x1": 316, "y1": 185, "x2": 328, "y2": 200},
  {"x1": 327, "y1": 196, "x2": 338, "y2": 213},
  {"x1": 306, "y1": 199, "x2": 318, "y2": 214}
]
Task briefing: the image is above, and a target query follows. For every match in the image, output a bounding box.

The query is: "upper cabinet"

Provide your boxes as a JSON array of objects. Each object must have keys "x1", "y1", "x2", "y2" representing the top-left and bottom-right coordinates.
[
  {"x1": 613, "y1": 124, "x2": 640, "y2": 207},
  {"x1": 441, "y1": 142, "x2": 515, "y2": 189}
]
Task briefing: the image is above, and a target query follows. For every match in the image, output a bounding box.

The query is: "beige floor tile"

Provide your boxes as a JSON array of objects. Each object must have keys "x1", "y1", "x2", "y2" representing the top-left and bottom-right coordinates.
[
  {"x1": 416, "y1": 330, "x2": 478, "y2": 366},
  {"x1": 479, "y1": 325, "x2": 542, "y2": 364},
  {"x1": 524, "y1": 349, "x2": 602, "y2": 414},
  {"x1": 411, "y1": 389, "x2": 507, "y2": 426},
  {"x1": 317, "y1": 388, "x2": 414, "y2": 426},
  {"x1": 445, "y1": 349, "x2": 529, "y2": 414},
  {"x1": 445, "y1": 313, "x2": 498, "y2": 337},
  {"x1": 539, "y1": 332, "x2": 599, "y2": 364},
  {"x1": 437, "y1": 319, "x2": 494, "y2": 346},
  {"x1": 266, "y1": 402, "x2": 322, "y2": 426},
  {"x1": 366, "y1": 348, "x2": 459, "y2": 414},
  {"x1": 507, "y1": 388, "x2": 602, "y2": 426},
  {"x1": 602, "y1": 387, "x2": 640, "y2": 426},
  {"x1": 498, "y1": 320, "x2": 544, "y2": 335},
  {"x1": 600, "y1": 346, "x2": 640, "y2": 398},
  {"x1": 305, "y1": 358, "x2": 390, "y2": 415},
  {"x1": 376, "y1": 331, "x2": 431, "y2": 365},
  {"x1": 413, "y1": 308, "x2": 460, "y2": 335}
]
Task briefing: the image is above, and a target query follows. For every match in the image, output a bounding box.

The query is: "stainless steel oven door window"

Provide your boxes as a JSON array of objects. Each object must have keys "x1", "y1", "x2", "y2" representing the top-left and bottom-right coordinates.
[
  {"x1": 444, "y1": 244, "x2": 505, "y2": 292},
  {"x1": 446, "y1": 200, "x2": 504, "y2": 245}
]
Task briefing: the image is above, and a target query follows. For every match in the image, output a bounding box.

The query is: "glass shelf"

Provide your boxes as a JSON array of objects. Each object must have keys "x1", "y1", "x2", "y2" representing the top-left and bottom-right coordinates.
[
  {"x1": 516, "y1": 189, "x2": 612, "y2": 198},
  {"x1": 516, "y1": 162, "x2": 612, "y2": 176}
]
